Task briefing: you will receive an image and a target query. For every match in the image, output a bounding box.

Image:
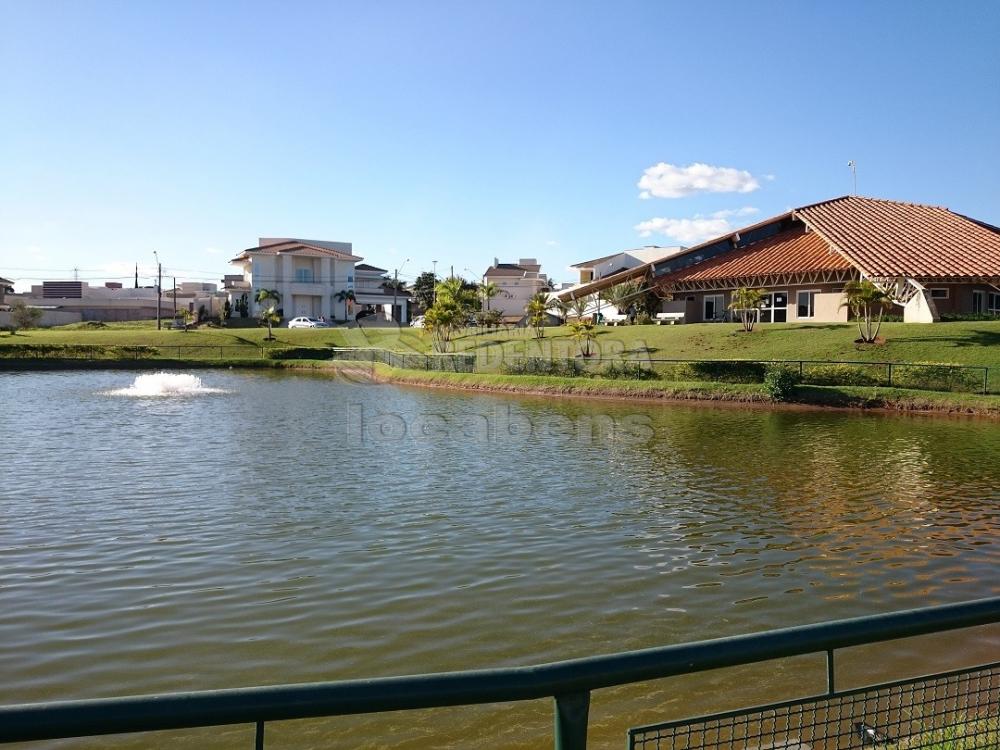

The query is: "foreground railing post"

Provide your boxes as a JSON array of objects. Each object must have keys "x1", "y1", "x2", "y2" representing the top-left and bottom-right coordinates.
[
  {"x1": 553, "y1": 691, "x2": 590, "y2": 750},
  {"x1": 254, "y1": 720, "x2": 264, "y2": 749}
]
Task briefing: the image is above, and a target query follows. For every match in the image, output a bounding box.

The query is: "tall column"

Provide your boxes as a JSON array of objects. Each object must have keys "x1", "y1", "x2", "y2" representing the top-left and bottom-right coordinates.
[{"x1": 321, "y1": 258, "x2": 332, "y2": 319}]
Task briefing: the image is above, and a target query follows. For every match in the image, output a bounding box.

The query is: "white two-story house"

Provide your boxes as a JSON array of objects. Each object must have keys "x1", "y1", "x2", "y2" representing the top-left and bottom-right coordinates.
[{"x1": 228, "y1": 238, "x2": 363, "y2": 321}]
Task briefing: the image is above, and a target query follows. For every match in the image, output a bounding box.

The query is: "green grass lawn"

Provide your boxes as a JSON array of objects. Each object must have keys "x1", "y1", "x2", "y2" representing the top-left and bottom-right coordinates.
[
  {"x1": 446, "y1": 320, "x2": 1000, "y2": 370},
  {"x1": 2, "y1": 320, "x2": 1000, "y2": 371}
]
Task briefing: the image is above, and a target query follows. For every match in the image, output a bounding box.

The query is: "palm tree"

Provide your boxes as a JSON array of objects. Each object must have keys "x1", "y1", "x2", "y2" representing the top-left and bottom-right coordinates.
[
  {"x1": 568, "y1": 319, "x2": 597, "y2": 357},
  {"x1": 841, "y1": 279, "x2": 894, "y2": 343},
  {"x1": 525, "y1": 292, "x2": 549, "y2": 339},
  {"x1": 728, "y1": 287, "x2": 766, "y2": 333},
  {"x1": 603, "y1": 282, "x2": 642, "y2": 320},
  {"x1": 255, "y1": 288, "x2": 281, "y2": 340},
  {"x1": 480, "y1": 281, "x2": 501, "y2": 311},
  {"x1": 422, "y1": 299, "x2": 464, "y2": 351},
  {"x1": 335, "y1": 289, "x2": 356, "y2": 320},
  {"x1": 547, "y1": 296, "x2": 571, "y2": 323},
  {"x1": 569, "y1": 295, "x2": 591, "y2": 322}
]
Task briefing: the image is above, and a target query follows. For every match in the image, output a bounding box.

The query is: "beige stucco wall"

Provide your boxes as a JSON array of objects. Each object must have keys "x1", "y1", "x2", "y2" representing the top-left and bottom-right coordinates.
[{"x1": 0, "y1": 309, "x2": 83, "y2": 327}]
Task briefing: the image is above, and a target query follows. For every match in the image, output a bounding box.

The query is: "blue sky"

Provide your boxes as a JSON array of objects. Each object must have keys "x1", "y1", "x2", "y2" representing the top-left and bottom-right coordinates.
[{"x1": 2, "y1": 0, "x2": 998, "y2": 290}]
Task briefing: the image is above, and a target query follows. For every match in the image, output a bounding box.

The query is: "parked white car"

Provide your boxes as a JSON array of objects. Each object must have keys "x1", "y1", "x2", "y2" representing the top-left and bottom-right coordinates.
[
  {"x1": 287, "y1": 317, "x2": 330, "y2": 329},
  {"x1": 410, "y1": 315, "x2": 425, "y2": 328}
]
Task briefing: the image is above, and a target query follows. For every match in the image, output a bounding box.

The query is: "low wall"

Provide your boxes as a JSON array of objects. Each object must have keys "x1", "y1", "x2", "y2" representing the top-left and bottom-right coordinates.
[{"x1": 0, "y1": 310, "x2": 83, "y2": 327}]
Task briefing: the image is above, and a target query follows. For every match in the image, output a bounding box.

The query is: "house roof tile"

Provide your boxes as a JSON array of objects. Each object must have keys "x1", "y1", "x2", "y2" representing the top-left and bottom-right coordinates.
[
  {"x1": 658, "y1": 228, "x2": 852, "y2": 284},
  {"x1": 795, "y1": 196, "x2": 1000, "y2": 279}
]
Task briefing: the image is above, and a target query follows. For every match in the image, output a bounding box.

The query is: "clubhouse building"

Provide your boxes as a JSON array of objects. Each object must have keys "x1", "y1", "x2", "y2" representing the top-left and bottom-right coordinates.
[{"x1": 558, "y1": 196, "x2": 1000, "y2": 323}]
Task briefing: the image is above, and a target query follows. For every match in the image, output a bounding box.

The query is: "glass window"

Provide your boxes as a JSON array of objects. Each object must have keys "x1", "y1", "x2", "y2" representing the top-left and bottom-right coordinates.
[
  {"x1": 704, "y1": 294, "x2": 725, "y2": 321},
  {"x1": 930, "y1": 288, "x2": 949, "y2": 299},
  {"x1": 295, "y1": 268, "x2": 313, "y2": 283},
  {"x1": 797, "y1": 290, "x2": 816, "y2": 318},
  {"x1": 989, "y1": 293, "x2": 1000, "y2": 315},
  {"x1": 973, "y1": 291, "x2": 984, "y2": 314}
]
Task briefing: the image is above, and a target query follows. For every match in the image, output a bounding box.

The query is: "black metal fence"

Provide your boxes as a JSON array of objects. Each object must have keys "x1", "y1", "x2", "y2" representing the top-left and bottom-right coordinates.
[
  {"x1": 498, "y1": 357, "x2": 992, "y2": 395},
  {"x1": 0, "y1": 344, "x2": 991, "y2": 394},
  {"x1": 0, "y1": 598, "x2": 997, "y2": 749},
  {"x1": 630, "y1": 663, "x2": 999, "y2": 749}
]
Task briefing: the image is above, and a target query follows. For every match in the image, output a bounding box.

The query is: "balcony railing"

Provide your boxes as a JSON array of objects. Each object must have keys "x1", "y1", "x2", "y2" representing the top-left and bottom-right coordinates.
[{"x1": 0, "y1": 597, "x2": 997, "y2": 749}]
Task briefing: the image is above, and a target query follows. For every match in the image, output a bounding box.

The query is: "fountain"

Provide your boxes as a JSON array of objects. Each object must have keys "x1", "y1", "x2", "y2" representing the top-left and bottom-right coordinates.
[{"x1": 107, "y1": 372, "x2": 227, "y2": 397}]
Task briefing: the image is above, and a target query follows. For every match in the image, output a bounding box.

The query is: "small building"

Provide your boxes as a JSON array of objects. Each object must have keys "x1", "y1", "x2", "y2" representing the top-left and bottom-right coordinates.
[
  {"x1": 482, "y1": 258, "x2": 549, "y2": 321},
  {"x1": 557, "y1": 196, "x2": 1000, "y2": 324}
]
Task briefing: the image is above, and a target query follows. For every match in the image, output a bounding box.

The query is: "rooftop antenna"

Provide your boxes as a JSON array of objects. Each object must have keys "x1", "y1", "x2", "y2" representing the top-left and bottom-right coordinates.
[
  {"x1": 847, "y1": 160, "x2": 857, "y2": 196},
  {"x1": 73, "y1": 266, "x2": 79, "y2": 281}
]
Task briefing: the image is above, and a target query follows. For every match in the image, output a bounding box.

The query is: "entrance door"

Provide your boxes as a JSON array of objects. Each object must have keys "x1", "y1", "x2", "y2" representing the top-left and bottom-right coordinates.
[{"x1": 759, "y1": 292, "x2": 788, "y2": 323}]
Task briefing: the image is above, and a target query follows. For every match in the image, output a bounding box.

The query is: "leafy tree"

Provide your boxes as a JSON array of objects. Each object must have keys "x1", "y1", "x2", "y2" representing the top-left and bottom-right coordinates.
[
  {"x1": 568, "y1": 319, "x2": 597, "y2": 357},
  {"x1": 411, "y1": 271, "x2": 437, "y2": 311},
  {"x1": 729, "y1": 287, "x2": 766, "y2": 332},
  {"x1": 525, "y1": 292, "x2": 549, "y2": 339},
  {"x1": 9, "y1": 301, "x2": 42, "y2": 333},
  {"x1": 841, "y1": 279, "x2": 894, "y2": 343},
  {"x1": 255, "y1": 288, "x2": 281, "y2": 340},
  {"x1": 221, "y1": 299, "x2": 232, "y2": 325}
]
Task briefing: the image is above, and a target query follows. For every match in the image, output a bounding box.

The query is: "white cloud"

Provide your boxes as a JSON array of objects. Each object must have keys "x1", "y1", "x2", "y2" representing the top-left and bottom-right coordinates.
[
  {"x1": 546, "y1": 240, "x2": 559, "y2": 247},
  {"x1": 638, "y1": 162, "x2": 761, "y2": 199},
  {"x1": 205, "y1": 247, "x2": 223, "y2": 255},
  {"x1": 634, "y1": 207, "x2": 758, "y2": 244}
]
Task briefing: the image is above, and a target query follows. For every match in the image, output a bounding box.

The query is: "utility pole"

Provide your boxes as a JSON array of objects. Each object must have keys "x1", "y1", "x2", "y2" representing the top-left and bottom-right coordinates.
[
  {"x1": 134, "y1": 264, "x2": 139, "y2": 289},
  {"x1": 432, "y1": 260, "x2": 438, "y2": 305},
  {"x1": 173, "y1": 276, "x2": 177, "y2": 316},
  {"x1": 847, "y1": 160, "x2": 857, "y2": 196},
  {"x1": 450, "y1": 264, "x2": 454, "y2": 280},
  {"x1": 154, "y1": 251, "x2": 162, "y2": 330},
  {"x1": 393, "y1": 258, "x2": 410, "y2": 323}
]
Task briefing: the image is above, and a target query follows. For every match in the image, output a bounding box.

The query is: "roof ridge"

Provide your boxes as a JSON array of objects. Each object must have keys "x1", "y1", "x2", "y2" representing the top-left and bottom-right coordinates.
[{"x1": 797, "y1": 195, "x2": 950, "y2": 212}]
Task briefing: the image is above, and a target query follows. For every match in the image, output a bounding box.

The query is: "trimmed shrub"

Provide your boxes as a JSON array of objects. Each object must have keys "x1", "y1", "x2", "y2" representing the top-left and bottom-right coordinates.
[
  {"x1": 763, "y1": 366, "x2": 801, "y2": 401},
  {"x1": 677, "y1": 360, "x2": 767, "y2": 383},
  {"x1": 601, "y1": 361, "x2": 659, "y2": 380},
  {"x1": 265, "y1": 347, "x2": 335, "y2": 360},
  {"x1": 802, "y1": 363, "x2": 885, "y2": 387},
  {"x1": 891, "y1": 364, "x2": 985, "y2": 393},
  {"x1": 500, "y1": 358, "x2": 586, "y2": 377}
]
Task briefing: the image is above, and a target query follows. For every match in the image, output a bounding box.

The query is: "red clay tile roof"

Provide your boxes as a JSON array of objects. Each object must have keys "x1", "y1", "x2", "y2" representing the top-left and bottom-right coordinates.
[
  {"x1": 658, "y1": 227, "x2": 852, "y2": 284},
  {"x1": 795, "y1": 196, "x2": 1000, "y2": 279}
]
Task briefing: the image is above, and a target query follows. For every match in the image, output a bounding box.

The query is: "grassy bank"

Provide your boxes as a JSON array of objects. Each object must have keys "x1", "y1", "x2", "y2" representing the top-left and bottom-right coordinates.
[
  {"x1": 2, "y1": 352, "x2": 998, "y2": 415},
  {"x1": 2, "y1": 319, "x2": 1000, "y2": 370},
  {"x1": 364, "y1": 363, "x2": 1000, "y2": 416}
]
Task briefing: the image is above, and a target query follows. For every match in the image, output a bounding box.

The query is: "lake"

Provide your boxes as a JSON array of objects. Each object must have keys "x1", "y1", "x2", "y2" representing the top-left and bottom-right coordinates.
[{"x1": 1, "y1": 369, "x2": 997, "y2": 748}]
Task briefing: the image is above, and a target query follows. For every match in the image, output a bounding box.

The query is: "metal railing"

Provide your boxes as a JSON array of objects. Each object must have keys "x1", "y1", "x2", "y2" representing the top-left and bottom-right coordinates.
[{"x1": 1, "y1": 597, "x2": 998, "y2": 749}]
